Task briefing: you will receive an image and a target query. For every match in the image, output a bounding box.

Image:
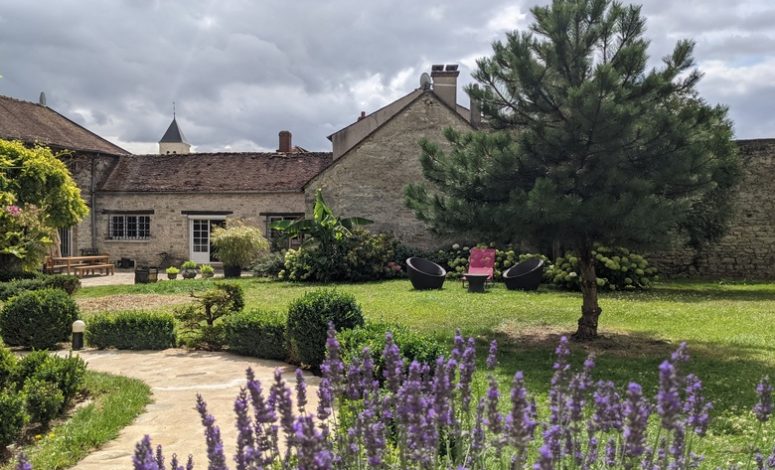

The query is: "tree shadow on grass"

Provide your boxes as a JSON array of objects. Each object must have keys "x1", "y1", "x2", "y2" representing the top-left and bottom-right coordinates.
[
  {"x1": 484, "y1": 322, "x2": 775, "y2": 420},
  {"x1": 601, "y1": 284, "x2": 775, "y2": 303}
]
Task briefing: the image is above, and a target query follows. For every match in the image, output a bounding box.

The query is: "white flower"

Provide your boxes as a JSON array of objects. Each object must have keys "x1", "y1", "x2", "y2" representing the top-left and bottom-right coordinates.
[
  {"x1": 452, "y1": 243, "x2": 460, "y2": 250},
  {"x1": 568, "y1": 272, "x2": 578, "y2": 277}
]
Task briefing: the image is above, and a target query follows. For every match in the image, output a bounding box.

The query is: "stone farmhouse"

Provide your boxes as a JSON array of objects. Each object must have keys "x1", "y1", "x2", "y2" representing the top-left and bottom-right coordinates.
[{"x1": 1, "y1": 65, "x2": 773, "y2": 278}]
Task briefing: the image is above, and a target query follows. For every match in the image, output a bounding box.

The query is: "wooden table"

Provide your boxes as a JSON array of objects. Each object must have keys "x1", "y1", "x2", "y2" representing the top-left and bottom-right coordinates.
[{"x1": 48, "y1": 255, "x2": 114, "y2": 276}]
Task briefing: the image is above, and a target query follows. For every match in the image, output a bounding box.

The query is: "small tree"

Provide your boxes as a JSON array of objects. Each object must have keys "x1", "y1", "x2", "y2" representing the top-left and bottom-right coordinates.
[
  {"x1": 0, "y1": 140, "x2": 88, "y2": 270},
  {"x1": 406, "y1": 0, "x2": 740, "y2": 339},
  {"x1": 210, "y1": 219, "x2": 269, "y2": 275}
]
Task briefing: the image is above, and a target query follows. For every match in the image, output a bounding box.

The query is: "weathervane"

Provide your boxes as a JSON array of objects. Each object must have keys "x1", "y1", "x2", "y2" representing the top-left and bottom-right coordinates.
[{"x1": 173, "y1": 101, "x2": 176, "y2": 119}]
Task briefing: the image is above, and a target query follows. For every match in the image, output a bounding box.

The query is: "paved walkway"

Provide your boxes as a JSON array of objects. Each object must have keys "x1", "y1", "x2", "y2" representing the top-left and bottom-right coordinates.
[{"x1": 67, "y1": 349, "x2": 319, "y2": 469}]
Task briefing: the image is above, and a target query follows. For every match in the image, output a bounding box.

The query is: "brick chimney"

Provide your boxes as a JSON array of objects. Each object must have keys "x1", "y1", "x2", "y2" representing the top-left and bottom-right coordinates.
[
  {"x1": 278, "y1": 130, "x2": 292, "y2": 153},
  {"x1": 431, "y1": 64, "x2": 459, "y2": 110}
]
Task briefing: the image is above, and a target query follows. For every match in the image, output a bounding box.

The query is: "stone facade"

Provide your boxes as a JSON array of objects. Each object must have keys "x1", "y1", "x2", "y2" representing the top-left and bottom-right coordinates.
[
  {"x1": 650, "y1": 139, "x2": 775, "y2": 279},
  {"x1": 305, "y1": 92, "x2": 471, "y2": 249},
  {"x1": 92, "y1": 192, "x2": 304, "y2": 266}
]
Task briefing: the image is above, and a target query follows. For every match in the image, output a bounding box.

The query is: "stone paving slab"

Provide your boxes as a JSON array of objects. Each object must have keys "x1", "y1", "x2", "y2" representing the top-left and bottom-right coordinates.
[{"x1": 66, "y1": 349, "x2": 318, "y2": 469}]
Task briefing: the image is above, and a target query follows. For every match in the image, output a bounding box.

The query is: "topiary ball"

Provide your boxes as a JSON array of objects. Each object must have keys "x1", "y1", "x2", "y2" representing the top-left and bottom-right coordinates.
[
  {"x1": 0, "y1": 288, "x2": 79, "y2": 349},
  {"x1": 286, "y1": 289, "x2": 364, "y2": 369}
]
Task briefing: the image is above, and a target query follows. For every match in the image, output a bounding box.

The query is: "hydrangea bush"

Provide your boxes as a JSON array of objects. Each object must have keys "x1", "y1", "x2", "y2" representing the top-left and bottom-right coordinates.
[{"x1": 14, "y1": 328, "x2": 775, "y2": 470}]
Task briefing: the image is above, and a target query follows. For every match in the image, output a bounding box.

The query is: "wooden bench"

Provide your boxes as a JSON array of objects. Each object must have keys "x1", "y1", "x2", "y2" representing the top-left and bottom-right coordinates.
[{"x1": 72, "y1": 264, "x2": 115, "y2": 277}]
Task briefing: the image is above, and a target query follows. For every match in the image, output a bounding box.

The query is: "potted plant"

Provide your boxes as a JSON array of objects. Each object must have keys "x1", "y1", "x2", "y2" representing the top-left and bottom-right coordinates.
[
  {"x1": 200, "y1": 264, "x2": 215, "y2": 279},
  {"x1": 181, "y1": 260, "x2": 198, "y2": 279},
  {"x1": 166, "y1": 266, "x2": 180, "y2": 280},
  {"x1": 211, "y1": 220, "x2": 269, "y2": 278}
]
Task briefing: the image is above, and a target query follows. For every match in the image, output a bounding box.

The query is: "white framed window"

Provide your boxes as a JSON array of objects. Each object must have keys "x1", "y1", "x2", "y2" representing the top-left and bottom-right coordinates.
[
  {"x1": 109, "y1": 215, "x2": 151, "y2": 240},
  {"x1": 266, "y1": 214, "x2": 303, "y2": 249}
]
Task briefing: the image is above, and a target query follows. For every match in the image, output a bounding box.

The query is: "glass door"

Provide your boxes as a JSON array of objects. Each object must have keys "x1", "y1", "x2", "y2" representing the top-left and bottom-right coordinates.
[{"x1": 189, "y1": 219, "x2": 226, "y2": 264}]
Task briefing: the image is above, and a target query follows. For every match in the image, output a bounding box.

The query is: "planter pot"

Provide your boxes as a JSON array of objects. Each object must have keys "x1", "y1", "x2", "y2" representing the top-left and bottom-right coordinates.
[
  {"x1": 167, "y1": 273, "x2": 178, "y2": 280},
  {"x1": 201, "y1": 272, "x2": 214, "y2": 279},
  {"x1": 223, "y1": 265, "x2": 242, "y2": 278},
  {"x1": 182, "y1": 268, "x2": 198, "y2": 279}
]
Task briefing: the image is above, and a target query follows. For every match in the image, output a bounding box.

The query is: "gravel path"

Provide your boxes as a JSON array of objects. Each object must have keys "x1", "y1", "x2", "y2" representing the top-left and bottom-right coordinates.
[{"x1": 67, "y1": 349, "x2": 318, "y2": 469}]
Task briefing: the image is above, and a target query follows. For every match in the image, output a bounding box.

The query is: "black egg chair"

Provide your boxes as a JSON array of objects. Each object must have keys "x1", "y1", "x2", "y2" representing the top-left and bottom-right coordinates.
[
  {"x1": 406, "y1": 257, "x2": 447, "y2": 290},
  {"x1": 503, "y1": 258, "x2": 544, "y2": 291}
]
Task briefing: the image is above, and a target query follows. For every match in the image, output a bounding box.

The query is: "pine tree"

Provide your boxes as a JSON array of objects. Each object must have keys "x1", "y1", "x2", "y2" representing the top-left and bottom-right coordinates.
[{"x1": 405, "y1": 0, "x2": 740, "y2": 339}]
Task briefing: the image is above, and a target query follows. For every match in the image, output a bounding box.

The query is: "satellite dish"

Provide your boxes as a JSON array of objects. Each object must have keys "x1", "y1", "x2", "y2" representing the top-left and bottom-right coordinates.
[{"x1": 420, "y1": 72, "x2": 431, "y2": 90}]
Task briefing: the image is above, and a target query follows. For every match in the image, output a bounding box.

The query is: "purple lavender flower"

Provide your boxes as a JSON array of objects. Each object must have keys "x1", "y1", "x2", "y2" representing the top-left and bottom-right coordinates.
[
  {"x1": 505, "y1": 371, "x2": 536, "y2": 456},
  {"x1": 382, "y1": 332, "x2": 403, "y2": 393},
  {"x1": 671, "y1": 341, "x2": 689, "y2": 365},
  {"x1": 486, "y1": 339, "x2": 498, "y2": 369},
  {"x1": 754, "y1": 377, "x2": 773, "y2": 423},
  {"x1": 755, "y1": 451, "x2": 765, "y2": 470},
  {"x1": 457, "y1": 337, "x2": 476, "y2": 414},
  {"x1": 656, "y1": 360, "x2": 682, "y2": 431},
  {"x1": 317, "y1": 377, "x2": 333, "y2": 421},
  {"x1": 591, "y1": 380, "x2": 623, "y2": 433},
  {"x1": 485, "y1": 376, "x2": 504, "y2": 436},
  {"x1": 133, "y1": 435, "x2": 160, "y2": 470},
  {"x1": 321, "y1": 323, "x2": 345, "y2": 387},
  {"x1": 534, "y1": 425, "x2": 562, "y2": 469},
  {"x1": 549, "y1": 336, "x2": 571, "y2": 426},
  {"x1": 15, "y1": 454, "x2": 32, "y2": 470},
  {"x1": 470, "y1": 398, "x2": 486, "y2": 457},
  {"x1": 684, "y1": 374, "x2": 712, "y2": 436},
  {"x1": 768, "y1": 444, "x2": 775, "y2": 468},
  {"x1": 451, "y1": 329, "x2": 464, "y2": 362},
  {"x1": 622, "y1": 382, "x2": 650, "y2": 460},
  {"x1": 604, "y1": 437, "x2": 617, "y2": 466},
  {"x1": 233, "y1": 388, "x2": 254, "y2": 470},
  {"x1": 584, "y1": 437, "x2": 599, "y2": 470},
  {"x1": 195, "y1": 395, "x2": 228, "y2": 470},
  {"x1": 295, "y1": 369, "x2": 308, "y2": 414}
]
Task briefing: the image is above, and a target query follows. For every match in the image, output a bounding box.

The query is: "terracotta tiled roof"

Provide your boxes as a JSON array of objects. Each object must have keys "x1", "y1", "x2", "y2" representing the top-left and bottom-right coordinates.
[
  {"x1": 99, "y1": 152, "x2": 332, "y2": 193},
  {"x1": 0, "y1": 95, "x2": 130, "y2": 155}
]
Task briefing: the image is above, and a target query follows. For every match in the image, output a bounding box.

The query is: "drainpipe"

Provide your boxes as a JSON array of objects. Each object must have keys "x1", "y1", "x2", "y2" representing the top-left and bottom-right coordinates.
[{"x1": 90, "y1": 155, "x2": 97, "y2": 250}]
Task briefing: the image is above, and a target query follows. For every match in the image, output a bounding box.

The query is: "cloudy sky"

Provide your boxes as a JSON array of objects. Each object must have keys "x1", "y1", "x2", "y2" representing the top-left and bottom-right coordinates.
[{"x1": 1, "y1": 0, "x2": 773, "y2": 154}]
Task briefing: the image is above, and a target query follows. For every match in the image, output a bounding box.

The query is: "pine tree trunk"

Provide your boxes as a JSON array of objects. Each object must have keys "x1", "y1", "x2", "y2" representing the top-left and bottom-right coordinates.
[{"x1": 573, "y1": 246, "x2": 602, "y2": 340}]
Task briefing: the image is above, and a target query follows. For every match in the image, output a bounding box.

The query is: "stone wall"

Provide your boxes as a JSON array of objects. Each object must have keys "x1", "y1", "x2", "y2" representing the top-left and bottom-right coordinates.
[
  {"x1": 650, "y1": 139, "x2": 775, "y2": 279},
  {"x1": 59, "y1": 152, "x2": 120, "y2": 255},
  {"x1": 306, "y1": 93, "x2": 471, "y2": 249},
  {"x1": 91, "y1": 192, "x2": 304, "y2": 265}
]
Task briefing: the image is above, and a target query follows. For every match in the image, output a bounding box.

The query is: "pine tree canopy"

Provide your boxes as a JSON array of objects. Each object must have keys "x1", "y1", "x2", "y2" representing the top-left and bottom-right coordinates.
[{"x1": 405, "y1": 0, "x2": 740, "y2": 253}]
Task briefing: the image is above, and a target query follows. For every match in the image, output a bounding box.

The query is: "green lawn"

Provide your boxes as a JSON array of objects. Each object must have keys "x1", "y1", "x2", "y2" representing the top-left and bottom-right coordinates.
[
  {"x1": 75, "y1": 278, "x2": 775, "y2": 465},
  {"x1": 1, "y1": 371, "x2": 150, "y2": 470}
]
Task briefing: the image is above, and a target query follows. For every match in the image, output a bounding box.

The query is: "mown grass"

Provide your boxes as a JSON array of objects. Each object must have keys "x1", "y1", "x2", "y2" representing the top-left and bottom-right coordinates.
[
  {"x1": 1, "y1": 371, "x2": 151, "y2": 470},
  {"x1": 74, "y1": 277, "x2": 775, "y2": 466}
]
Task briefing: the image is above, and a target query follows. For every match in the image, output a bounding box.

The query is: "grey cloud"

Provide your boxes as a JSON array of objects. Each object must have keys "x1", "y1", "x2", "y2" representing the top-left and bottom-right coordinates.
[{"x1": 0, "y1": 0, "x2": 773, "y2": 152}]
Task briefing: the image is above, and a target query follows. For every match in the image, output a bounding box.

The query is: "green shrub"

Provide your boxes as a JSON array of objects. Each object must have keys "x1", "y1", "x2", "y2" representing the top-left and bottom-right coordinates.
[
  {"x1": 32, "y1": 354, "x2": 86, "y2": 406},
  {"x1": 0, "y1": 288, "x2": 79, "y2": 349},
  {"x1": 0, "y1": 341, "x2": 17, "y2": 389},
  {"x1": 44, "y1": 274, "x2": 81, "y2": 295},
  {"x1": 23, "y1": 377, "x2": 64, "y2": 428},
  {"x1": 224, "y1": 309, "x2": 288, "y2": 360},
  {"x1": 0, "y1": 270, "x2": 42, "y2": 282},
  {"x1": 0, "y1": 388, "x2": 27, "y2": 447},
  {"x1": 0, "y1": 274, "x2": 80, "y2": 300},
  {"x1": 199, "y1": 264, "x2": 215, "y2": 278},
  {"x1": 280, "y1": 229, "x2": 403, "y2": 282},
  {"x1": 86, "y1": 311, "x2": 177, "y2": 350},
  {"x1": 14, "y1": 350, "x2": 50, "y2": 385},
  {"x1": 175, "y1": 283, "x2": 244, "y2": 350},
  {"x1": 286, "y1": 289, "x2": 364, "y2": 368},
  {"x1": 545, "y1": 244, "x2": 658, "y2": 291},
  {"x1": 181, "y1": 260, "x2": 198, "y2": 270},
  {"x1": 338, "y1": 322, "x2": 447, "y2": 377},
  {"x1": 252, "y1": 251, "x2": 285, "y2": 277}
]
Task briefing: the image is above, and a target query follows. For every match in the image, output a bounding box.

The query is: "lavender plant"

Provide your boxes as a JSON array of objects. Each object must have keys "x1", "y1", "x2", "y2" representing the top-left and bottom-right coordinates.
[{"x1": 14, "y1": 327, "x2": 775, "y2": 469}]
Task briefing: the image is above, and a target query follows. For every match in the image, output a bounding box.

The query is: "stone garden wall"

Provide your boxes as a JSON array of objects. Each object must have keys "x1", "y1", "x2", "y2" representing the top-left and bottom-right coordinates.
[{"x1": 650, "y1": 139, "x2": 775, "y2": 279}]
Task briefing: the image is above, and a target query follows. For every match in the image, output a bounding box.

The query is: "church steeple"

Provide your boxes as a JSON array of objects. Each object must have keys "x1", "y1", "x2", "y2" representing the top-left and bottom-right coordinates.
[{"x1": 158, "y1": 103, "x2": 191, "y2": 154}]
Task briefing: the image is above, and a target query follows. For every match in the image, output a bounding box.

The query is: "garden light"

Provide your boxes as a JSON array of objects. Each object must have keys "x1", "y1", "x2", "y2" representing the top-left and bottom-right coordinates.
[{"x1": 72, "y1": 320, "x2": 85, "y2": 350}]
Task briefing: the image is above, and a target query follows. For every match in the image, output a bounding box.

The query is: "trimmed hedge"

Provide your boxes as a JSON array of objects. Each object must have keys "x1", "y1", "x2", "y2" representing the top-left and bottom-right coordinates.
[
  {"x1": 86, "y1": 311, "x2": 177, "y2": 350},
  {"x1": 286, "y1": 289, "x2": 364, "y2": 369},
  {"x1": 338, "y1": 322, "x2": 447, "y2": 377},
  {"x1": 224, "y1": 309, "x2": 288, "y2": 360},
  {"x1": 0, "y1": 274, "x2": 81, "y2": 300},
  {"x1": 0, "y1": 288, "x2": 79, "y2": 349}
]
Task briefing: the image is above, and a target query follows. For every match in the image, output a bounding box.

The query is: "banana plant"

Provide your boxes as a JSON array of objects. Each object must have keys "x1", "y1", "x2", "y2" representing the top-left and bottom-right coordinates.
[{"x1": 270, "y1": 189, "x2": 372, "y2": 247}]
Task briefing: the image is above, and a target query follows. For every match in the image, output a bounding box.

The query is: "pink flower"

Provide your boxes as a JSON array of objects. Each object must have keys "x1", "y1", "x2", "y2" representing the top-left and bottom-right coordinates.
[{"x1": 5, "y1": 205, "x2": 21, "y2": 217}]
